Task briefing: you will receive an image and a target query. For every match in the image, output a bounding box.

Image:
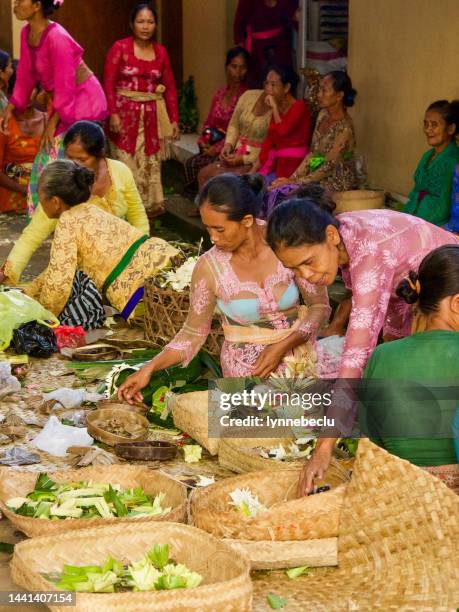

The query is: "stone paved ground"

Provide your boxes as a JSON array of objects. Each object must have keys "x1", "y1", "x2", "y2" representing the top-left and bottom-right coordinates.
[{"x1": 0, "y1": 214, "x2": 50, "y2": 283}]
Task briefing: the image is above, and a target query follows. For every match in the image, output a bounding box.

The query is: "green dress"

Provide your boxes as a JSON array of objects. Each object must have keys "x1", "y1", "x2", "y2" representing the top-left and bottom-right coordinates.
[
  {"x1": 404, "y1": 141, "x2": 459, "y2": 226},
  {"x1": 360, "y1": 330, "x2": 458, "y2": 466}
]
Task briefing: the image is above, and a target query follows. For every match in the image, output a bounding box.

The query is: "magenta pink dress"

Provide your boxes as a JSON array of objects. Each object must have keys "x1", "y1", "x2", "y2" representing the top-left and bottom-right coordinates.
[
  {"x1": 337, "y1": 209, "x2": 459, "y2": 378},
  {"x1": 11, "y1": 23, "x2": 107, "y2": 135}
]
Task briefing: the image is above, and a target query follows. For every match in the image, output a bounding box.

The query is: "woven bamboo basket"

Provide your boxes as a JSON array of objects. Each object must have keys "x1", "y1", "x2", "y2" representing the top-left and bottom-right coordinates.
[
  {"x1": 226, "y1": 537, "x2": 337, "y2": 570},
  {"x1": 250, "y1": 439, "x2": 459, "y2": 610},
  {"x1": 0, "y1": 465, "x2": 187, "y2": 537},
  {"x1": 10, "y1": 522, "x2": 252, "y2": 612},
  {"x1": 86, "y1": 408, "x2": 149, "y2": 446},
  {"x1": 334, "y1": 189, "x2": 385, "y2": 213},
  {"x1": 143, "y1": 278, "x2": 224, "y2": 360},
  {"x1": 191, "y1": 464, "x2": 350, "y2": 541},
  {"x1": 171, "y1": 391, "x2": 219, "y2": 455}
]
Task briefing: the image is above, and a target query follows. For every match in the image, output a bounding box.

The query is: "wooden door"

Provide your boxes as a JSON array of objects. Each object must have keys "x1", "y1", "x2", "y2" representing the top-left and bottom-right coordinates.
[{"x1": 0, "y1": 0, "x2": 13, "y2": 54}]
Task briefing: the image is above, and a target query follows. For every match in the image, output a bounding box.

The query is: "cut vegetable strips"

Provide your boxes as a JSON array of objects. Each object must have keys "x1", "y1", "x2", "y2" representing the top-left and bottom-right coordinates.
[
  {"x1": 267, "y1": 592, "x2": 287, "y2": 609},
  {"x1": 285, "y1": 566, "x2": 309, "y2": 579}
]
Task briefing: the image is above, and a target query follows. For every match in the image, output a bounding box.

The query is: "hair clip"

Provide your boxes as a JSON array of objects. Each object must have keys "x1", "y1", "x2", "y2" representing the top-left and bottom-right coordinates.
[{"x1": 407, "y1": 277, "x2": 421, "y2": 295}]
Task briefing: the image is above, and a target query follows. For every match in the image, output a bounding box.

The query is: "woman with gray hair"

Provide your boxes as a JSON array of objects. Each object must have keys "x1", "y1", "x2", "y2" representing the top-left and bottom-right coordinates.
[{"x1": 25, "y1": 160, "x2": 178, "y2": 325}]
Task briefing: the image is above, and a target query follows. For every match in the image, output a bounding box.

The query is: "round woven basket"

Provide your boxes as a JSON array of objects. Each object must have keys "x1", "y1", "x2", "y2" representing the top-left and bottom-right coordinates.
[
  {"x1": 334, "y1": 189, "x2": 385, "y2": 213},
  {"x1": 171, "y1": 391, "x2": 219, "y2": 455},
  {"x1": 86, "y1": 408, "x2": 150, "y2": 446},
  {"x1": 143, "y1": 278, "x2": 224, "y2": 360},
  {"x1": 11, "y1": 522, "x2": 252, "y2": 612},
  {"x1": 0, "y1": 465, "x2": 187, "y2": 537},
  {"x1": 191, "y1": 464, "x2": 350, "y2": 541}
]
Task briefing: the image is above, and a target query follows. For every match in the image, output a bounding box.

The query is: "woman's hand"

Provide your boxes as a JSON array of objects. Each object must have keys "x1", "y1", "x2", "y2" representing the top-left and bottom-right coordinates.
[
  {"x1": 0, "y1": 105, "x2": 13, "y2": 135},
  {"x1": 269, "y1": 176, "x2": 291, "y2": 190},
  {"x1": 201, "y1": 144, "x2": 218, "y2": 157},
  {"x1": 252, "y1": 344, "x2": 286, "y2": 378},
  {"x1": 109, "y1": 113, "x2": 122, "y2": 134},
  {"x1": 297, "y1": 439, "x2": 334, "y2": 496},
  {"x1": 39, "y1": 123, "x2": 55, "y2": 153},
  {"x1": 117, "y1": 363, "x2": 155, "y2": 405},
  {"x1": 265, "y1": 94, "x2": 277, "y2": 111},
  {"x1": 225, "y1": 154, "x2": 244, "y2": 167},
  {"x1": 171, "y1": 122, "x2": 180, "y2": 140},
  {"x1": 220, "y1": 143, "x2": 233, "y2": 161}
]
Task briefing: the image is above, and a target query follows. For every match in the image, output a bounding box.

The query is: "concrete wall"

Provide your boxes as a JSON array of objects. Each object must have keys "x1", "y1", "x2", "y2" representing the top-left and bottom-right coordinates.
[
  {"x1": 183, "y1": 0, "x2": 237, "y2": 127},
  {"x1": 348, "y1": 0, "x2": 459, "y2": 195}
]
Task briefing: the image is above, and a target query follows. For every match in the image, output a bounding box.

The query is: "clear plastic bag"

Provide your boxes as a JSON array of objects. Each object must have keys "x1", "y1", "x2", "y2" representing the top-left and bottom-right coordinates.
[
  {"x1": 0, "y1": 290, "x2": 59, "y2": 351},
  {"x1": 31, "y1": 416, "x2": 93, "y2": 457}
]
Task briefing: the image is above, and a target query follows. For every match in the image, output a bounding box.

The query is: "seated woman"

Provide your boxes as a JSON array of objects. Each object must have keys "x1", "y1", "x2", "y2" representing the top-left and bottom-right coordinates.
[
  {"x1": 0, "y1": 88, "x2": 46, "y2": 213},
  {"x1": 404, "y1": 100, "x2": 459, "y2": 227},
  {"x1": 264, "y1": 70, "x2": 358, "y2": 218},
  {"x1": 267, "y1": 198, "x2": 459, "y2": 493},
  {"x1": 0, "y1": 49, "x2": 14, "y2": 113},
  {"x1": 184, "y1": 46, "x2": 250, "y2": 193},
  {"x1": 25, "y1": 160, "x2": 177, "y2": 320},
  {"x1": 361, "y1": 245, "x2": 459, "y2": 492},
  {"x1": 0, "y1": 120, "x2": 149, "y2": 285},
  {"x1": 117, "y1": 173, "x2": 330, "y2": 403},
  {"x1": 251, "y1": 65, "x2": 311, "y2": 181},
  {"x1": 197, "y1": 88, "x2": 272, "y2": 190}
]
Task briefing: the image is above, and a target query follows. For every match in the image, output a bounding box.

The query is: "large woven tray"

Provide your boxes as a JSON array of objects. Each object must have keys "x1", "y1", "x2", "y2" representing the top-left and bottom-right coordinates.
[
  {"x1": 144, "y1": 279, "x2": 224, "y2": 360},
  {"x1": 191, "y1": 465, "x2": 350, "y2": 541},
  {"x1": 11, "y1": 522, "x2": 252, "y2": 612},
  {"x1": 0, "y1": 465, "x2": 187, "y2": 537}
]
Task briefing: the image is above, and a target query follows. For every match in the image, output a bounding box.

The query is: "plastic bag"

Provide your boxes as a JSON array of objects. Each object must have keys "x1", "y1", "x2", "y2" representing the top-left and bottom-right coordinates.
[
  {"x1": 54, "y1": 325, "x2": 86, "y2": 350},
  {"x1": 43, "y1": 388, "x2": 105, "y2": 410},
  {"x1": 0, "y1": 447, "x2": 41, "y2": 466},
  {"x1": 0, "y1": 290, "x2": 59, "y2": 351},
  {"x1": 12, "y1": 321, "x2": 58, "y2": 357},
  {"x1": 31, "y1": 416, "x2": 93, "y2": 457},
  {"x1": 0, "y1": 363, "x2": 21, "y2": 399}
]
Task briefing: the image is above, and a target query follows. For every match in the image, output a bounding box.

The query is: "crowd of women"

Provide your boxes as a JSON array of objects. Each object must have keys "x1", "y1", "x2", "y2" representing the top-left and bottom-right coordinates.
[{"x1": 0, "y1": 0, "x2": 457, "y2": 493}]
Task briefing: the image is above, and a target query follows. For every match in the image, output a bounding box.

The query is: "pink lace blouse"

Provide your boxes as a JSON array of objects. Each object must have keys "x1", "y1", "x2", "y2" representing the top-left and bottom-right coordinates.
[
  {"x1": 165, "y1": 244, "x2": 330, "y2": 377},
  {"x1": 11, "y1": 23, "x2": 107, "y2": 134},
  {"x1": 337, "y1": 209, "x2": 459, "y2": 379}
]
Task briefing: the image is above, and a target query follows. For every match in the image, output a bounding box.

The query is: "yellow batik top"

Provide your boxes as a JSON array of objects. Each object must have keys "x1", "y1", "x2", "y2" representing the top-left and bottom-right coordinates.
[
  {"x1": 4, "y1": 158, "x2": 149, "y2": 284},
  {"x1": 25, "y1": 203, "x2": 177, "y2": 316}
]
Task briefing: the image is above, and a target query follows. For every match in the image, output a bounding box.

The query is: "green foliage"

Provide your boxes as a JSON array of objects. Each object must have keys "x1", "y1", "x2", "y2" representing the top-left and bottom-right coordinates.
[{"x1": 178, "y1": 76, "x2": 199, "y2": 134}]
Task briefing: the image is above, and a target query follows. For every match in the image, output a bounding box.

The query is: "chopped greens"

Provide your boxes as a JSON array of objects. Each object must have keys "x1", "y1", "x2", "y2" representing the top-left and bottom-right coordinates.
[
  {"x1": 44, "y1": 546, "x2": 202, "y2": 593},
  {"x1": 7, "y1": 473, "x2": 171, "y2": 520}
]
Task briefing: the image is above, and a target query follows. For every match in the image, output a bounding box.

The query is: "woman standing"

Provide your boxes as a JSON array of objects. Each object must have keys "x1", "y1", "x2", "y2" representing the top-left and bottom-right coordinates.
[
  {"x1": 252, "y1": 65, "x2": 311, "y2": 181},
  {"x1": 117, "y1": 174, "x2": 330, "y2": 403},
  {"x1": 26, "y1": 160, "x2": 178, "y2": 320},
  {"x1": 267, "y1": 197, "x2": 459, "y2": 493},
  {"x1": 0, "y1": 50, "x2": 14, "y2": 113},
  {"x1": 234, "y1": 0, "x2": 298, "y2": 87},
  {"x1": 197, "y1": 88, "x2": 272, "y2": 190},
  {"x1": 0, "y1": 121, "x2": 149, "y2": 286},
  {"x1": 184, "y1": 47, "x2": 249, "y2": 193},
  {"x1": 404, "y1": 100, "x2": 459, "y2": 227},
  {"x1": 265, "y1": 71, "x2": 358, "y2": 218},
  {"x1": 105, "y1": 3, "x2": 179, "y2": 217},
  {"x1": 0, "y1": 0, "x2": 108, "y2": 216}
]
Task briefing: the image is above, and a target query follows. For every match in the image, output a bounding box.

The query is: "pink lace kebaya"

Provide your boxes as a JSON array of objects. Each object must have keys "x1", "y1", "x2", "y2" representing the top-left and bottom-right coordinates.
[{"x1": 166, "y1": 246, "x2": 331, "y2": 377}]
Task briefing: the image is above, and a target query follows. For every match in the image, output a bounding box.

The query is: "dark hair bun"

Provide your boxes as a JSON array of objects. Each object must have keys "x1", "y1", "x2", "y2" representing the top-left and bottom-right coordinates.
[
  {"x1": 294, "y1": 182, "x2": 336, "y2": 214},
  {"x1": 73, "y1": 165, "x2": 95, "y2": 191},
  {"x1": 395, "y1": 270, "x2": 420, "y2": 305},
  {"x1": 344, "y1": 87, "x2": 357, "y2": 108},
  {"x1": 241, "y1": 173, "x2": 265, "y2": 198},
  {"x1": 36, "y1": 0, "x2": 59, "y2": 17}
]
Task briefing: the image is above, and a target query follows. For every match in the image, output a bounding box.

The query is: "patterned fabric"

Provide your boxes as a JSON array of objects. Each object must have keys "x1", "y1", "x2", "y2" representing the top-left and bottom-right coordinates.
[
  {"x1": 10, "y1": 23, "x2": 107, "y2": 135},
  {"x1": 24, "y1": 203, "x2": 178, "y2": 317},
  {"x1": 109, "y1": 107, "x2": 163, "y2": 212},
  {"x1": 59, "y1": 272, "x2": 106, "y2": 331},
  {"x1": 4, "y1": 158, "x2": 149, "y2": 285},
  {"x1": 164, "y1": 224, "x2": 331, "y2": 377},
  {"x1": 104, "y1": 38, "x2": 178, "y2": 157},
  {"x1": 445, "y1": 163, "x2": 459, "y2": 232},
  {"x1": 404, "y1": 141, "x2": 459, "y2": 227},
  {"x1": 27, "y1": 134, "x2": 65, "y2": 217},
  {"x1": 336, "y1": 209, "x2": 459, "y2": 379},
  {"x1": 292, "y1": 109, "x2": 358, "y2": 191},
  {"x1": 0, "y1": 113, "x2": 44, "y2": 213},
  {"x1": 258, "y1": 99, "x2": 312, "y2": 178},
  {"x1": 184, "y1": 152, "x2": 219, "y2": 190}
]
